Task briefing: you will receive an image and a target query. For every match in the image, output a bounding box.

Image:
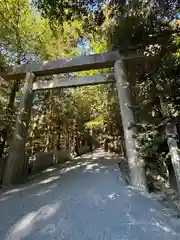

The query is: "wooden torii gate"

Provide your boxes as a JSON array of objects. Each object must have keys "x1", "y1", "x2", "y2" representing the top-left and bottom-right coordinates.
[{"x1": 2, "y1": 51, "x2": 147, "y2": 190}]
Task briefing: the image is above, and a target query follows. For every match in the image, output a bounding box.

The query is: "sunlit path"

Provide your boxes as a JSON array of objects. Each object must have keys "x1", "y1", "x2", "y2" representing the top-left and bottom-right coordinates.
[{"x1": 0, "y1": 150, "x2": 180, "y2": 240}]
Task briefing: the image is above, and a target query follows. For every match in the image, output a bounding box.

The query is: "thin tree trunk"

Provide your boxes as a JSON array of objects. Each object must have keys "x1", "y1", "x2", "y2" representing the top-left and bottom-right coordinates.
[
  {"x1": 166, "y1": 122, "x2": 180, "y2": 194},
  {"x1": 0, "y1": 80, "x2": 20, "y2": 158},
  {"x1": 30, "y1": 92, "x2": 51, "y2": 154},
  {"x1": 0, "y1": 52, "x2": 22, "y2": 158},
  {"x1": 114, "y1": 60, "x2": 147, "y2": 191}
]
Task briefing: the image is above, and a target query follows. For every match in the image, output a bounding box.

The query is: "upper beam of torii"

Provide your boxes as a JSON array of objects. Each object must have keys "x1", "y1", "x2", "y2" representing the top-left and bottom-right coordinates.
[
  {"x1": 3, "y1": 51, "x2": 121, "y2": 80},
  {"x1": 2, "y1": 51, "x2": 146, "y2": 81}
]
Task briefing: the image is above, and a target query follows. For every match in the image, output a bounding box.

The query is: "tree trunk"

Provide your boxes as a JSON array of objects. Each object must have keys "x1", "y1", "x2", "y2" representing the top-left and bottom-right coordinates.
[
  {"x1": 166, "y1": 122, "x2": 180, "y2": 194},
  {"x1": 0, "y1": 54, "x2": 22, "y2": 158},
  {"x1": 0, "y1": 80, "x2": 20, "y2": 158},
  {"x1": 114, "y1": 60, "x2": 147, "y2": 191},
  {"x1": 29, "y1": 91, "x2": 50, "y2": 153},
  {"x1": 3, "y1": 72, "x2": 35, "y2": 186}
]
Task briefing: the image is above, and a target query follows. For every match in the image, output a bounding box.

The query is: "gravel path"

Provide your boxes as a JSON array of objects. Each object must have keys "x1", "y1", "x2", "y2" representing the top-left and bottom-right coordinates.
[{"x1": 0, "y1": 149, "x2": 180, "y2": 240}]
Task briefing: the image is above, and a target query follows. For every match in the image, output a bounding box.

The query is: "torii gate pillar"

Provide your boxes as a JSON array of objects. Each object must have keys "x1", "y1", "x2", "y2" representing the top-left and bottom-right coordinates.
[
  {"x1": 114, "y1": 60, "x2": 147, "y2": 191},
  {"x1": 3, "y1": 72, "x2": 35, "y2": 186}
]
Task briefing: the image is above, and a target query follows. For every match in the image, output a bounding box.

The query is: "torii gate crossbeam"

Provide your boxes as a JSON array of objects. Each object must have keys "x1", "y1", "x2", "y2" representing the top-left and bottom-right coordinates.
[{"x1": 3, "y1": 51, "x2": 120, "y2": 80}]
